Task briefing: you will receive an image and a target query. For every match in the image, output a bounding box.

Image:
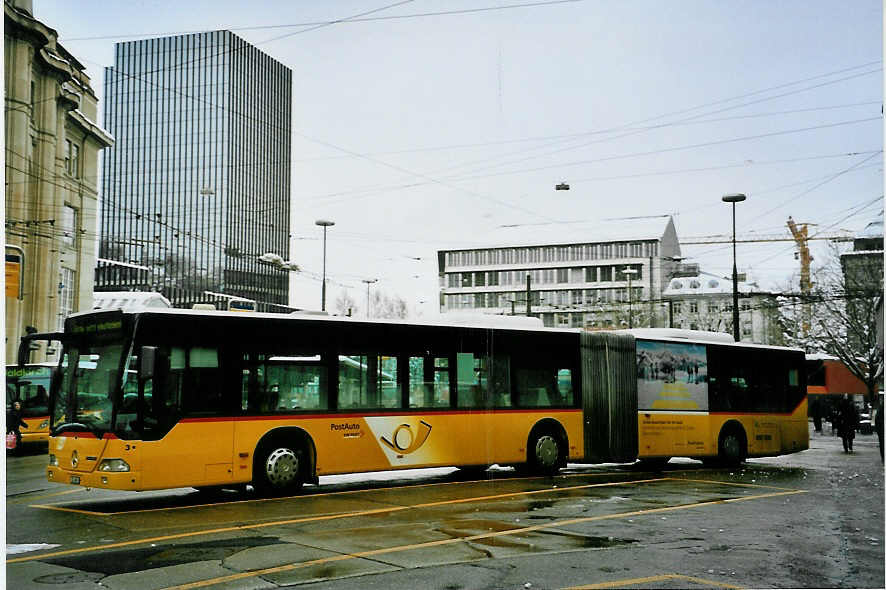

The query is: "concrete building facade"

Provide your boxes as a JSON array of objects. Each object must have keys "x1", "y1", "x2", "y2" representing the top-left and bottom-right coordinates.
[
  {"x1": 661, "y1": 271, "x2": 783, "y2": 345},
  {"x1": 95, "y1": 31, "x2": 292, "y2": 311},
  {"x1": 437, "y1": 217, "x2": 684, "y2": 329},
  {"x1": 4, "y1": 0, "x2": 113, "y2": 362}
]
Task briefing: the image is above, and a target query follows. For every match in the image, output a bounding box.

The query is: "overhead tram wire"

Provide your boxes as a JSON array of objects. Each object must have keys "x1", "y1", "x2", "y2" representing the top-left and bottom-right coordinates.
[
  {"x1": 308, "y1": 117, "x2": 881, "y2": 207},
  {"x1": 747, "y1": 151, "x2": 884, "y2": 224},
  {"x1": 58, "y1": 37, "x2": 882, "y2": 214},
  {"x1": 61, "y1": 0, "x2": 587, "y2": 42},
  {"x1": 291, "y1": 101, "x2": 881, "y2": 164},
  {"x1": 420, "y1": 64, "x2": 883, "y2": 183}
]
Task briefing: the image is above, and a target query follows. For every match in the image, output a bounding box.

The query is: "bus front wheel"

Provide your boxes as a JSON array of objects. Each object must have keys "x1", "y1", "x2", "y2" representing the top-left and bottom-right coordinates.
[{"x1": 254, "y1": 443, "x2": 304, "y2": 495}]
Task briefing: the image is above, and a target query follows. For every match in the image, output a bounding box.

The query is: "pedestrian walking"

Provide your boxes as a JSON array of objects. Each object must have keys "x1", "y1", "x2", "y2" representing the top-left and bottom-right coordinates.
[
  {"x1": 875, "y1": 398, "x2": 884, "y2": 463},
  {"x1": 836, "y1": 395, "x2": 859, "y2": 453},
  {"x1": 6, "y1": 400, "x2": 29, "y2": 452}
]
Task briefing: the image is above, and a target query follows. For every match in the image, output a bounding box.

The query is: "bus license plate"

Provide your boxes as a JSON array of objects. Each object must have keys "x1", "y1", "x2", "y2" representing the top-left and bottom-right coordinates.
[{"x1": 70, "y1": 475, "x2": 80, "y2": 485}]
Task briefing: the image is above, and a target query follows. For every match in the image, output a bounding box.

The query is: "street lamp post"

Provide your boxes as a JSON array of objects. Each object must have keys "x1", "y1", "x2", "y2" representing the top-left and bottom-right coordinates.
[
  {"x1": 362, "y1": 278, "x2": 377, "y2": 318},
  {"x1": 315, "y1": 219, "x2": 334, "y2": 312},
  {"x1": 622, "y1": 267, "x2": 638, "y2": 328},
  {"x1": 721, "y1": 193, "x2": 747, "y2": 341}
]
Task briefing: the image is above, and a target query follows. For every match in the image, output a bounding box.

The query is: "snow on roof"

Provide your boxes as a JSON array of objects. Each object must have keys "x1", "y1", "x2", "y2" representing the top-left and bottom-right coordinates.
[
  {"x1": 662, "y1": 271, "x2": 763, "y2": 296},
  {"x1": 443, "y1": 216, "x2": 675, "y2": 251},
  {"x1": 92, "y1": 291, "x2": 171, "y2": 311},
  {"x1": 858, "y1": 213, "x2": 884, "y2": 239}
]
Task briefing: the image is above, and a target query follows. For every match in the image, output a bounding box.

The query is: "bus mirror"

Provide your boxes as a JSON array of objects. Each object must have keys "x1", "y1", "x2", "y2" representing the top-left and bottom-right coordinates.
[{"x1": 140, "y1": 346, "x2": 158, "y2": 381}]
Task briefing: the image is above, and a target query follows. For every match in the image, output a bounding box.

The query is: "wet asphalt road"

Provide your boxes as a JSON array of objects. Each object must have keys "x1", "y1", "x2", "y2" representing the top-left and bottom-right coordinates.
[{"x1": 5, "y1": 424, "x2": 884, "y2": 589}]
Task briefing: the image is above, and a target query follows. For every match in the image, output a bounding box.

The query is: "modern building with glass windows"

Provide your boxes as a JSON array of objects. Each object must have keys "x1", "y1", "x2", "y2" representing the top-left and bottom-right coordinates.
[
  {"x1": 437, "y1": 217, "x2": 684, "y2": 329},
  {"x1": 96, "y1": 31, "x2": 291, "y2": 310}
]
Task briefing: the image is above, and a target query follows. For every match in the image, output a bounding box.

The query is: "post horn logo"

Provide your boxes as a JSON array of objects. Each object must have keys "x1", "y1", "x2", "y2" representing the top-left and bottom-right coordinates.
[{"x1": 380, "y1": 420, "x2": 432, "y2": 455}]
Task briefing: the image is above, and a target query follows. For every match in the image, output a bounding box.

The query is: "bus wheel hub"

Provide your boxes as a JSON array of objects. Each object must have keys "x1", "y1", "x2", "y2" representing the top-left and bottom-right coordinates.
[
  {"x1": 535, "y1": 436, "x2": 558, "y2": 467},
  {"x1": 266, "y1": 448, "x2": 298, "y2": 486}
]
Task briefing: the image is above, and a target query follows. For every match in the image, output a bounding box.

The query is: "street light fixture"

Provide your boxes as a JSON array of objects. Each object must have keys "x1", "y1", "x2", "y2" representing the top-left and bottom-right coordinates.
[
  {"x1": 622, "y1": 267, "x2": 638, "y2": 328},
  {"x1": 721, "y1": 193, "x2": 747, "y2": 341},
  {"x1": 315, "y1": 219, "x2": 335, "y2": 312},
  {"x1": 362, "y1": 278, "x2": 377, "y2": 318}
]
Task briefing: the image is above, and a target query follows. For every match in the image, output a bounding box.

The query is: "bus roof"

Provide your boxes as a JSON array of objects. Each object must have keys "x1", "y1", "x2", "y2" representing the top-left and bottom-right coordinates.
[
  {"x1": 67, "y1": 307, "x2": 582, "y2": 335},
  {"x1": 65, "y1": 308, "x2": 803, "y2": 353}
]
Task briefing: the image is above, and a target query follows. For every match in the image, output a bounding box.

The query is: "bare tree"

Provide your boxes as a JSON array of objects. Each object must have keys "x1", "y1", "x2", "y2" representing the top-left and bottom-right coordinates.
[
  {"x1": 780, "y1": 242, "x2": 883, "y2": 403},
  {"x1": 334, "y1": 292, "x2": 359, "y2": 317},
  {"x1": 369, "y1": 290, "x2": 409, "y2": 319}
]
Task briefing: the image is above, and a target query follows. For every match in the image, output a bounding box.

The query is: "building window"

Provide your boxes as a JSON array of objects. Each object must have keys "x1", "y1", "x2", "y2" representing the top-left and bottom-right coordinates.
[
  {"x1": 599, "y1": 266, "x2": 612, "y2": 281},
  {"x1": 64, "y1": 140, "x2": 80, "y2": 177},
  {"x1": 689, "y1": 301, "x2": 698, "y2": 313},
  {"x1": 556, "y1": 268, "x2": 569, "y2": 283},
  {"x1": 460, "y1": 273, "x2": 472, "y2": 288},
  {"x1": 740, "y1": 300, "x2": 751, "y2": 311},
  {"x1": 672, "y1": 302, "x2": 682, "y2": 314},
  {"x1": 61, "y1": 205, "x2": 77, "y2": 247},
  {"x1": 474, "y1": 272, "x2": 486, "y2": 287},
  {"x1": 57, "y1": 268, "x2": 76, "y2": 331}
]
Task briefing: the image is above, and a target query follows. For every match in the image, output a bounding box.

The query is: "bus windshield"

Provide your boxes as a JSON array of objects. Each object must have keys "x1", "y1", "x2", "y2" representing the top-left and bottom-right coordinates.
[{"x1": 53, "y1": 343, "x2": 125, "y2": 437}]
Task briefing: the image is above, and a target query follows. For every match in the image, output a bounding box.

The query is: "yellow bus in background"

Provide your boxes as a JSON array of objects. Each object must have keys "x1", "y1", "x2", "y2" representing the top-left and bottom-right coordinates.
[
  {"x1": 42, "y1": 309, "x2": 807, "y2": 494},
  {"x1": 6, "y1": 364, "x2": 52, "y2": 446}
]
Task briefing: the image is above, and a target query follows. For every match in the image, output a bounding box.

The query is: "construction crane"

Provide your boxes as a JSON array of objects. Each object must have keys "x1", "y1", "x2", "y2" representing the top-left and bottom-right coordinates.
[
  {"x1": 681, "y1": 229, "x2": 853, "y2": 246},
  {"x1": 786, "y1": 217, "x2": 814, "y2": 295}
]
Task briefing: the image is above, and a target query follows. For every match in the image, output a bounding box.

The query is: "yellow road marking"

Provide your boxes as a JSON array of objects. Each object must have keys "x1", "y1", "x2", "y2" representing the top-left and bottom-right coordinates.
[
  {"x1": 163, "y1": 490, "x2": 802, "y2": 589},
  {"x1": 7, "y1": 487, "x2": 83, "y2": 505},
  {"x1": 9, "y1": 477, "x2": 665, "y2": 563},
  {"x1": 670, "y1": 476, "x2": 801, "y2": 491},
  {"x1": 29, "y1": 469, "x2": 633, "y2": 516},
  {"x1": 569, "y1": 573, "x2": 745, "y2": 589}
]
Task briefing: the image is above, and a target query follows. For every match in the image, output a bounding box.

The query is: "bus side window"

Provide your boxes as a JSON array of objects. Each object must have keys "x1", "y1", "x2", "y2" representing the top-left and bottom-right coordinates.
[
  {"x1": 408, "y1": 356, "x2": 451, "y2": 408},
  {"x1": 456, "y1": 353, "x2": 485, "y2": 408},
  {"x1": 516, "y1": 368, "x2": 556, "y2": 407},
  {"x1": 490, "y1": 355, "x2": 511, "y2": 408},
  {"x1": 182, "y1": 347, "x2": 221, "y2": 415},
  {"x1": 557, "y1": 369, "x2": 573, "y2": 405}
]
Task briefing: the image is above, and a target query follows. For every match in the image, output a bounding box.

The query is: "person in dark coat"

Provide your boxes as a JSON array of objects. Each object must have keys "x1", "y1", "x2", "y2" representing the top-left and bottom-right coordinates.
[
  {"x1": 836, "y1": 395, "x2": 859, "y2": 453},
  {"x1": 6, "y1": 400, "x2": 29, "y2": 451},
  {"x1": 875, "y1": 399, "x2": 884, "y2": 463}
]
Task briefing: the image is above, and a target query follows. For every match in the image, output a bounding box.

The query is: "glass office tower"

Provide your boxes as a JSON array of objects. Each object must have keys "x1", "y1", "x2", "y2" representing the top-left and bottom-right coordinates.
[{"x1": 97, "y1": 31, "x2": 291, "y2": 309}]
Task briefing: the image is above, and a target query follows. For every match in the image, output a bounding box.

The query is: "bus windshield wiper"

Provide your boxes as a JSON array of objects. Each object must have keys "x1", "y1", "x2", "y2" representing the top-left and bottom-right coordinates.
[{"x1": 51, "y1": 422, "x2": 91, "y2": 436}]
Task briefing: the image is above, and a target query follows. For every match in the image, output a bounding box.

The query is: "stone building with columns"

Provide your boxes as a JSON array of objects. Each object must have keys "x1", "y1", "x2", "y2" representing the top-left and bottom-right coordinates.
[{"x1": 4, "y1": 0, "x2": 113, "y2": 362}]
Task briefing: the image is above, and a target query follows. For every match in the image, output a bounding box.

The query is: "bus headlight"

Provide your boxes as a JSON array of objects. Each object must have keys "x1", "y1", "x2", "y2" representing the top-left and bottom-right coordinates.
[
  {"x1": 98, "y1": 459, "x2": 130, "y2": 472},
  {"x1": 48, "y1": 454, "x2": 58, "y2": 466}
]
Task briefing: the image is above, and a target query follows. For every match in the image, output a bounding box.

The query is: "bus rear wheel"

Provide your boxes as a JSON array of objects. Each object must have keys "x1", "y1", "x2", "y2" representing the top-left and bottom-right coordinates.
[
  {"x1": 717, "y1": 427, "x2": 747, "y2": 466},
  {"x1": 528, "y1": 432, "x2": 563, "y2": 475},
  {"x1": 254, "y1": 443, "x2": 304, "y2": 495}
]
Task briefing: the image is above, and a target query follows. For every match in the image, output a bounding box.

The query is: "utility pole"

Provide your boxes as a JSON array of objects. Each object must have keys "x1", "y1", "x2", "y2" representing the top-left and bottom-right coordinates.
[{"x1": 525, "y1": 273, "x2": 531, "y2": 316}]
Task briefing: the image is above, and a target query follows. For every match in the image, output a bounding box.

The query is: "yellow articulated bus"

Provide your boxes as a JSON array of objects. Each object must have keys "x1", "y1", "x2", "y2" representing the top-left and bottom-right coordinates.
[{"x1": 41, "y1": 309, "x2": 807, "y2": 494}]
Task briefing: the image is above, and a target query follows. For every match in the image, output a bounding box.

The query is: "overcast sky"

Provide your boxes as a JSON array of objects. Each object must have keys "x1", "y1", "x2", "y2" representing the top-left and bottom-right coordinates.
[{"x1": 36, "y1": 0, "x2": 883, "y2": 315}]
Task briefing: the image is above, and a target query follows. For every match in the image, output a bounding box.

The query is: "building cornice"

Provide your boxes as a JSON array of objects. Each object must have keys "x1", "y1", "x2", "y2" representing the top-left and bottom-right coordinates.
[
  {"x1": 68, "y1": 109, "x2": 115, "y2": 148},
  {"x1": 5, "y1": 2, "x2": 99, "y2": 99}
]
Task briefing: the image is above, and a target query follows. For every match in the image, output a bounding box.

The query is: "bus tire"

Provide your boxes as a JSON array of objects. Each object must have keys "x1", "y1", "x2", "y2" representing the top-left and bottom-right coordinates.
[
  {"x1": 527, "y1": 430, "x2": 564, "y2": 476},
  {"x1": 717, "y1": 424, "x2": 747, "y2": 466},
  {"x1": 253, "y1": 442, "x2": 305, "y2": 495}
]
